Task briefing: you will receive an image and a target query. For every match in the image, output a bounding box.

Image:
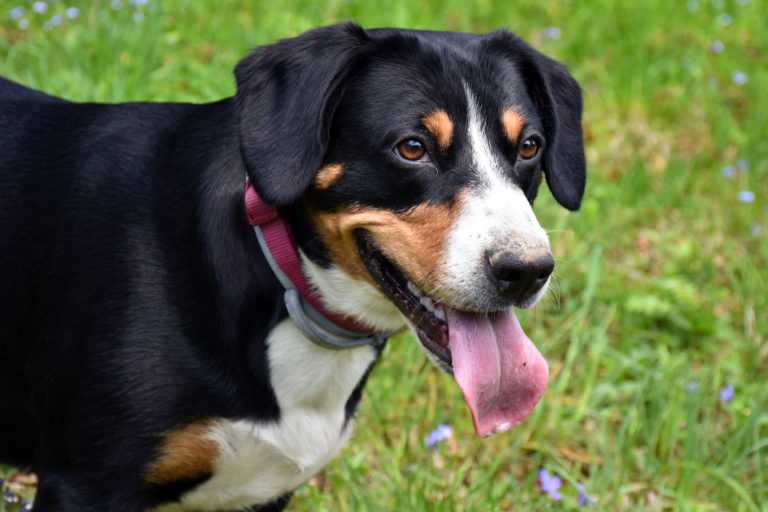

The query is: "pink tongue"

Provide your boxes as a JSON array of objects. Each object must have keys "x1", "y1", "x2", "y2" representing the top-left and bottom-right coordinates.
[{"x1": 447, "y1": 309, "x2": 549, "y2": 437}]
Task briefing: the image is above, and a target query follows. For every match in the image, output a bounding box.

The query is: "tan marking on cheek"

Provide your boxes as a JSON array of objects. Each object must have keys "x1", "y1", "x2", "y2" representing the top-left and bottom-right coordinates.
[
  {"x1": 145, "y1": 420, "x2": 219, "y2": 486},
  {"x1": 311, "y1": 194, "x2": 465, "y2": 293},
  {"x1": 422, "y1": 110, "x2": 454, "y2": 150},
  {"x1": 501, "y1": 108, "x2": 526, "y2": 144},
  {"x1": 314, "y1": 164, "x2": 344, "y2": 190}
]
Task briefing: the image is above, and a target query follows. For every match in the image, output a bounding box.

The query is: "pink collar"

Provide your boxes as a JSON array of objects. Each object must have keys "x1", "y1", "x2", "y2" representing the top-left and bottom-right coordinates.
[{"x1": 244, "y1": 179, "x2": 386, "y2": 348}]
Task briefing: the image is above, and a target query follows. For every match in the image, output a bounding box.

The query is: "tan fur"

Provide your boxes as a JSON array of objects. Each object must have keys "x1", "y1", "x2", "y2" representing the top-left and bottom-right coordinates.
[
  {"x1": 314, "y1": 164, "x2": 344, "y2": 190},
  {"x1": 145, "y1": 420, "x2": 219, "y2": 486},
  {"x1": 501, "y1": 108, "x2": 526, "y2": 144},
  {"x1": 311, "y1": 194, "x2": 464, "y2": 297},
  {"x1": 422, "y1": 110, "x2": 454, "y2": 150}
]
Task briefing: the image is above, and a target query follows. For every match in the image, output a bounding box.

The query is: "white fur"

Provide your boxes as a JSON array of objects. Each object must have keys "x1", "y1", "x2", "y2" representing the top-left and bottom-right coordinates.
[
  {"x1": 434, "y1": 86, "x2": 550, "y2": 310},
  {"x1": 167, "y1": 320, "x2": 376, "y2": 511},
  {"x1": 301, "y1": 253, "x2": 406, "y2": 332}
]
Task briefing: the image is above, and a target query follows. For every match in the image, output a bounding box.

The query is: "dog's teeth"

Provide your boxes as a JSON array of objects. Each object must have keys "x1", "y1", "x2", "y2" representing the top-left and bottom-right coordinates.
[
  {"x1": 420, "y1": 296, "x2": 434, "y2": 310},
  {"x1": 434, "y1": 307, "x2": 446, "y2": 321}
]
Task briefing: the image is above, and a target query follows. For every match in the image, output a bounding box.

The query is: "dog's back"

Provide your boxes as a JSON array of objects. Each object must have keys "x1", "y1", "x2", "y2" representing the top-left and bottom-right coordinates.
[
  {"x1": 0, "y1": 77, "x2": 60, "y2": 464},
  {"x1": 0, "y1": 79, "x2": 219, "y2": 468}
]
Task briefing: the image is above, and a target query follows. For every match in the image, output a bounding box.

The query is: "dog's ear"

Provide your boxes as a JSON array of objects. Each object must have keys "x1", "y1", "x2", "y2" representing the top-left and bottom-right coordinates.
[
  {"x1": 234, "y1": 23, "x2": 369, "y2": 206},
  {"x1": 486, "y1": 32, "x2": 586, "y2": 211}
]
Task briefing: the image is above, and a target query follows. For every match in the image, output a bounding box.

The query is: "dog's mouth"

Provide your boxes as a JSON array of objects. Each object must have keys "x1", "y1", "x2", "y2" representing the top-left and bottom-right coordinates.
[
  {"x1": 356, "y1": 231, "x2": 452, "y2": 367},
  {"x1": 356, "y1": 231, "x2": 550, "y2": 437}
]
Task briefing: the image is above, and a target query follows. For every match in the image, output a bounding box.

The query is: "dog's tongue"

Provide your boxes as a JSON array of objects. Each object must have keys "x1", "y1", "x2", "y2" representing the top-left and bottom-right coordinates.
[{"x1": 446, "y1": 308, "x2": 549, "y2": 437}]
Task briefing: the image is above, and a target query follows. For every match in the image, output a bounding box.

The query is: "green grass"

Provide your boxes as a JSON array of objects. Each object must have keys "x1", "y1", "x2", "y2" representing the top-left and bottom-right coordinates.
[{"x1": 1, "y1": 0, "x2": 766, "y2": 510}]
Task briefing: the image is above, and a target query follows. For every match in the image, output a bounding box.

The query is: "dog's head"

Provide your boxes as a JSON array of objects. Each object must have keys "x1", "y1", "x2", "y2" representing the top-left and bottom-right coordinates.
[{"x1": 235, "y1": 24, "x2": 585, "y2": 436}]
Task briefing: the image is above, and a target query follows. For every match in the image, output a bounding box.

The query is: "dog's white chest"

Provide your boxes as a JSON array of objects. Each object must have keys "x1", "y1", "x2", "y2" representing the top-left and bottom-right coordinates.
[{"x1": 175, "y1": 320, "x2": 376, "y2": 511}]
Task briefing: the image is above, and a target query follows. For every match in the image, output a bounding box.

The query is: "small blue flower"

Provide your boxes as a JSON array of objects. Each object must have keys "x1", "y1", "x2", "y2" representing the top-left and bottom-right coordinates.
[
  {"x1": 577, "y1": 483, "x2": 595, "y2": 507},
  {"x1": 3, "y1": 488, "x2": 20, "y2": 505},
  {"x1": 425, "y1": 423, "x2": 452, "y2": 448},
  {"x1": 18, "y1": 18, "x2": 29, "y2": 29},
  {"x1": 686, "y1": 381, "x2": 699, "y2": 393},
  {"x1": 542, "y1": 26, "x2": 561, "y2": 41},
  {"x1": 65, "y1": 6, "x2": 79, "y2": 19},
  {"x1": 710, "y1": 40, "x2": 725, "y2": 54},
  {"x1": 721, "y1": 165, "x2": 736, "y2": 178},
  {"x1": 752, "y1": 224, "x2": 763, "y2": 237},
  {"x1": 538, "y1": 469, "x2": 562, "y2": 501},
  {"x1": 732, "y1": 70, "x2": 748, "y2": 85},
  {"x1": 738, "y1": 191, "x2": 755, "y2": 203},
  {"x1": 49, "y1": 14, "x2": 62, "y2": 26},
  {"x1": 736, "y1": 159, "x2": 749, "y2": 172},
  {"x1": 9, "y1": 6, "x2": 24, "y2": 19},
  {"x1": 719, "y1": 383, "x2": 734, "y2": 403},
  {"x1": 717, "y1": 13, "x2": 733, "y2": 25},
  {"x1": 32, "y1": 1, "x2": 47, "y2": 14}
]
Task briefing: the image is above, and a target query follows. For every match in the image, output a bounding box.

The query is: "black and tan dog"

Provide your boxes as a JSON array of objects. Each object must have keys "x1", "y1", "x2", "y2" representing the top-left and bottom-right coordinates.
[{"x1": 0, "y1": 23, "x2": 585, "y2": 511}]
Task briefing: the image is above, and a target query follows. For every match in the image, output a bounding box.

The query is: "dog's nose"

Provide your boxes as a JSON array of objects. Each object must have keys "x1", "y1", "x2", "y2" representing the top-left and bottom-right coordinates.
[{"x1": 487, "y1": 249, "x2": 554, "y2": 301}]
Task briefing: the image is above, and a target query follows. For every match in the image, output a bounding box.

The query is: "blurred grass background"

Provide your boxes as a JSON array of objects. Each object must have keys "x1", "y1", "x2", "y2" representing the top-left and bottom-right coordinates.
[{"x1": 0, "y1": 0, "x2": 766, "y2": 510}]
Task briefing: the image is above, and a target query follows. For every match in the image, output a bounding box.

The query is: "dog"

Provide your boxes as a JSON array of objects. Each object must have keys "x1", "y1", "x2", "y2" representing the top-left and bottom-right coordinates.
[{"x1": 0, "y1": 23, "x2": 585, "y2": 511}]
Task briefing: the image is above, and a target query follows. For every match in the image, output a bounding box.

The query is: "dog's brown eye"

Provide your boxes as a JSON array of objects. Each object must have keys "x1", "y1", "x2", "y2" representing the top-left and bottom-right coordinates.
[
  {"x1": 396, "y1": 138, "x2": 427, "y2": 161},
  {"x1": 519, "y1": 137, "x2": 540, "y2": 159}
]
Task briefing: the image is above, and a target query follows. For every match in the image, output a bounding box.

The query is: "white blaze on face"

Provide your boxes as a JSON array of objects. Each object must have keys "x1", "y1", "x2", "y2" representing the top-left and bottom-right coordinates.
[{"x1": 436, "y1": 85, "x2": 551, "y2": 310}]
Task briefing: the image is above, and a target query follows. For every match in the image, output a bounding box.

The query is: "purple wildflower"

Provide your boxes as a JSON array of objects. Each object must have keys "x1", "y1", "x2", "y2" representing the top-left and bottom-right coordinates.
[
  {"x1": 32, "y1": 1, "x2": 47, "y2": 14},
  {"x1": 538, "y1": 469, "x2": 562, "y2": 501},
  {"x1": 717, "y1": 13, "x2": 733, "y2": 25},
  {"x1": 686, "y1": 381, "x2": 699, "y2": 393},
  {"x1": 49, "y1": 14, "x2": 63, "y2": 26},
  {"x1": 9, "y1": 6, "x2": 24, "y2": 19},
  {"x1": 710, "y1": 40, "x2": 725, "y2": 54},
  {"x1": 577, "y1": 483, "x2": 595, "y2": 507},
  {"x1": 738, "y1": 191, "x2": 755, "y2": 203},
  {"x1": 542, "y1": 27, "x2": 561, "y2": 41},
  {"x1": 3, "y1": 488, "x2": 20, "y2": 505},
  {"x1": 732, "y1": 71, "x2": 748, "y2": 85},
  {"x1": 425, "y1": 423, "x2": 452, "y2": 449},
  {"x1": 721, "y1": 166, "x2": 736, "y2": 178},
  {"x1": 18, "y1": 18, "x2": 29, "y2": 29},
  {"x1": 719, "y1": 383, "x2": 734, "y2": 403},
  {"x1": 66, "y1": 7, "x2": 80, "y2": 19}
]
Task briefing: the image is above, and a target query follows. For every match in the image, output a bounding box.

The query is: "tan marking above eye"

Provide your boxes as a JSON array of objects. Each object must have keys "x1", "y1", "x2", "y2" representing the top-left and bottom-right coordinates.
[
  {"x1": 501, "y1": 108, "x2": 526, "y2": 144},
  {"x1": 310, "y1": 193, "x2": 465, "y2": 298},
  {"x1": 314, "y1": 164, "x2": 344, "y2": 190},
  {"x1": 145, "y1": 420, "x2": 219, "y2": 486},
  {"x1": 422, "y1": 110, "x2": 454, "y2": 150}
]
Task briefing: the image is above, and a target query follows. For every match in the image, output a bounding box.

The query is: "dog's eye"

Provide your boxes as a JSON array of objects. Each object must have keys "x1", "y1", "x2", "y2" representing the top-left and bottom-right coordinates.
[
  {"x1": 396, "y1": 138, "x2": 428, "y2": 162},
  {"x1": 518, "y1": 137, "x2": 540, "y2": 160}
]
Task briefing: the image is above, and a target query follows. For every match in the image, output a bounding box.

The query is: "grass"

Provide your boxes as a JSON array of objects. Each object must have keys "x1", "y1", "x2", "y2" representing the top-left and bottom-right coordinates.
[{"x1": 1, "y1": 0, "x2": 766, "y2": 510}]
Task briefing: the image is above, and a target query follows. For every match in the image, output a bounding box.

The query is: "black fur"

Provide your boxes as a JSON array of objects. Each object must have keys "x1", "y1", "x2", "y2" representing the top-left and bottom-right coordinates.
[{"x1": 0, "y1": 24, "x2": 584, "y2": 511}]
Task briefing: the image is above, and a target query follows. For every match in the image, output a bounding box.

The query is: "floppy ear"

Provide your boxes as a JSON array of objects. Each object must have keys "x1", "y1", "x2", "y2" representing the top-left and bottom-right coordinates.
[
  {"x1": 487, "y1": 32, "x2": 586, "y2": 210},
  {"x1": 234, "y1": 23, "x2": 369, "y2": 206}
]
